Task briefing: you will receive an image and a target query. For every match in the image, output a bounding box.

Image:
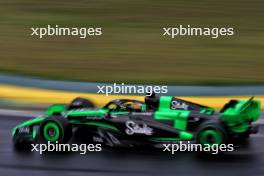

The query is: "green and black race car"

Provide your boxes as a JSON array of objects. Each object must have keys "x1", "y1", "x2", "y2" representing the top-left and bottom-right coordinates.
[{"x1": 12, "y1": 94, "x2": 261, "y2": 148}]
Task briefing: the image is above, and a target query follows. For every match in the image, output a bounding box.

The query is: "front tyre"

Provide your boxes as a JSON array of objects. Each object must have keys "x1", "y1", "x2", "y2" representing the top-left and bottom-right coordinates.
[
  {"x1": 39, "y1": 116, "x2": 72, "y2": 143},
  {"x1": 196, "y1": 120, "x2": 228, "y2": 145}
]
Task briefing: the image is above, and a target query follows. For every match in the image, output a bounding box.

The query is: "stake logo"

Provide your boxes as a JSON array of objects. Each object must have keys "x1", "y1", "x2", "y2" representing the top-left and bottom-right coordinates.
[
  {"x1": 125, "y1": 120, "x2": 153, "y2": 135},
  {"x1": 171, "y1": 100, "x2": 188, "y2": 110}
]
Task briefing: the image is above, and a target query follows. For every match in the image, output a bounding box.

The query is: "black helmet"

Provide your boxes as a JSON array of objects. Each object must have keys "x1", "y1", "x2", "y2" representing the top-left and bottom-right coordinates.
[{"x1": 144, "y1": 92, "x2": 159, "y2": 111}]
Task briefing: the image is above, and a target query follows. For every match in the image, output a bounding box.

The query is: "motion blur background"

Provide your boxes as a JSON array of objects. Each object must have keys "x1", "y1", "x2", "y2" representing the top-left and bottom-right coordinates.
[
  {"x1": 0, "y1": 0, "x2": 264, "y2": 85},
  {"x1": 0, "y1": 1, "x2": 264, "y2": 176}
]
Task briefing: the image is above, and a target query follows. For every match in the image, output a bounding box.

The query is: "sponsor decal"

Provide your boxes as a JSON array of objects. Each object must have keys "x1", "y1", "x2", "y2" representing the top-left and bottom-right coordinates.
[
  {"x1": 125, "y1": 120, "x2": 153, "y2": 135},
  {"x1": 93, "y1": 136, "x2": 103, "y2": 143},
  {"x1": 107, "y1": 132, "x2": 121, "y2": 145},
  {"x1": 171, "y1": 100, "x2": 188, "y2": 110},
  {"x1": 18, "y1": 127, "x2": 30, "y2": 133},
  {"x1": 131, "y1": 112, "x2": 153, "y2": 116}
]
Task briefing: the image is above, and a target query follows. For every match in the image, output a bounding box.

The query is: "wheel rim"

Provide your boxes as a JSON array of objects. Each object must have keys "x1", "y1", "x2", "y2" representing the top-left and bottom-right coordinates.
[
  {"x1": 43, "y1": 122, "x2": 60, "y2": 142},
  {"x1": 199, "y1": 129, "x2": 223, "y2": 145}
]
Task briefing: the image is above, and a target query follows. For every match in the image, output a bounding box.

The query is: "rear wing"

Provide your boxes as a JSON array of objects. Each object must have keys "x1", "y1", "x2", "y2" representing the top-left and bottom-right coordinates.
[{"x1": 220, "y1": 96, "x2": 261, "y2": 123}]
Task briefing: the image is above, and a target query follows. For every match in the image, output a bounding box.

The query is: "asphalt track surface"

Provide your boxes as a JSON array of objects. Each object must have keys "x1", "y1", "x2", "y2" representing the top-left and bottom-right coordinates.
[{"x1": 1, "y1": 114, "x2": 264, "y2": 176}]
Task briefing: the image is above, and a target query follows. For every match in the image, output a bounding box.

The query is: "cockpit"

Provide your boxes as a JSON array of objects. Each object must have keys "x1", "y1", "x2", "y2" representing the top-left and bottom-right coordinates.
[{"x1": 103, "y1": 99, "x2": 146, "y2": 112}]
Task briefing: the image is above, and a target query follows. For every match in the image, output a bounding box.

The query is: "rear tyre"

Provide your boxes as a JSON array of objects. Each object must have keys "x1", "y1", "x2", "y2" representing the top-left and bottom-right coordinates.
[
  {"x1": 39, "y1": 116, "x2": 72, "y2": 143},
  {"x1": 231, "y1": 131, "x2": 250, "y2": 145},
  {"x1": 196, "y1": 120, "x2": 228, "y2": 145}
]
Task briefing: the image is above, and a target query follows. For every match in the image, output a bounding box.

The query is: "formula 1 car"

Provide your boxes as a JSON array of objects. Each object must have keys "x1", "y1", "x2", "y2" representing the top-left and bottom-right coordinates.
[{"x1": 12, "y1": 94, "x2": 261, "y2": 148}]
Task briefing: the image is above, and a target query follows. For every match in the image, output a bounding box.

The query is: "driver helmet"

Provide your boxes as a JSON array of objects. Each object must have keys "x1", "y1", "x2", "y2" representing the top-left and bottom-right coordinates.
[
  {"x1": 129, "y1": 103, "x2": 142, "y2": 111},
  {"x1": 145, "y1": 92, "x2": 159, "y2": 110}
]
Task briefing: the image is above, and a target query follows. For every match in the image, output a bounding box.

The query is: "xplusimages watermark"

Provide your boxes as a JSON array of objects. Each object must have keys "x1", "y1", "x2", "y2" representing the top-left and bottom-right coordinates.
[
  {"x1": 163, "y1": 141, "x2": 234, "y2": 154},
  {"x1": 31, "y1": 25, "x2": 102, "y2": 39},
  {"x1": 31, "y1": 141, "x2": 102, "y2": 154},
  {"x1": 97, "y1": 83, "x2": 168, "y2": 96},
  {"x1": 163, "y1": 25, "x2": 234, "y2": 39}
]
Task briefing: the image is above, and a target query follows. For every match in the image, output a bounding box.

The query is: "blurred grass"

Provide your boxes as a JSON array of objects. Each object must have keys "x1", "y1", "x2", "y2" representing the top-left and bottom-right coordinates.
[{"x1": 0, "y1": 0, "x2": 263, "y2": 85}]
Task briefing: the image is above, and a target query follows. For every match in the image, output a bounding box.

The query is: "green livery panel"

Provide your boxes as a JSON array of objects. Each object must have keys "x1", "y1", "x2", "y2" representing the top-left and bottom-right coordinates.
[
  {"x1": 220, "y1": 97, "x2": 261, "y2": 133},
  {"x1": 154, "y1": 96, "x2": 190, "y2": 130}
]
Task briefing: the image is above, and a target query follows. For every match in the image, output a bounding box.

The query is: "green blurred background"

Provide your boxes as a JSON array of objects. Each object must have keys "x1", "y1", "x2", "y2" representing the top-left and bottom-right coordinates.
[{"x1": 0, "y1": 0, "x2": 263, "y2": 85}]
